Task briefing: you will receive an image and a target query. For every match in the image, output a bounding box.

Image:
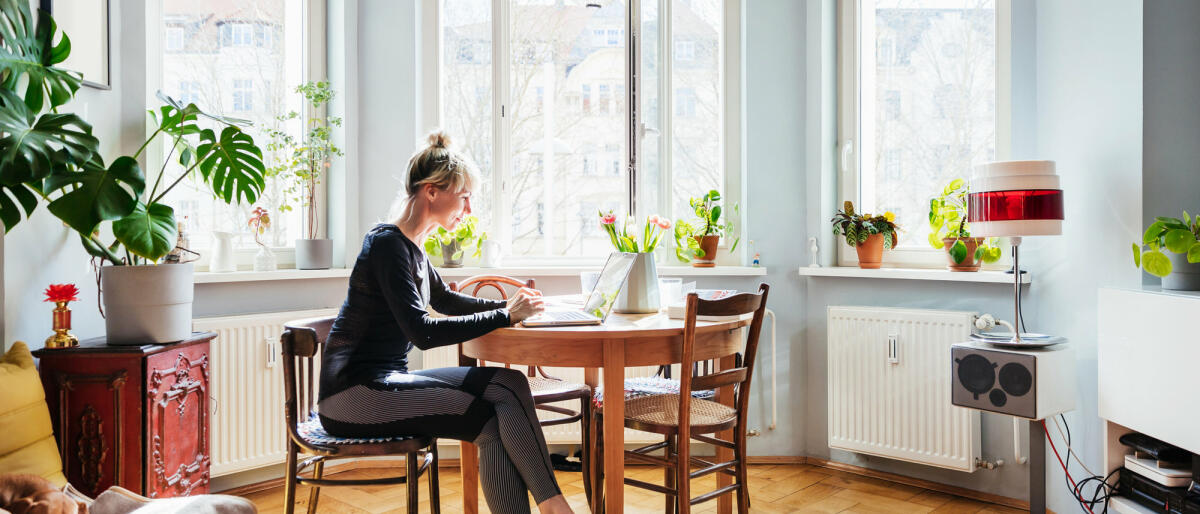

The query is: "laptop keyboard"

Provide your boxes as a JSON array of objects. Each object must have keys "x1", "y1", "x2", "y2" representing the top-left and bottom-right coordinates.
[{"x1": 547, "y1": 310, "x2": 597, "y2": 321}]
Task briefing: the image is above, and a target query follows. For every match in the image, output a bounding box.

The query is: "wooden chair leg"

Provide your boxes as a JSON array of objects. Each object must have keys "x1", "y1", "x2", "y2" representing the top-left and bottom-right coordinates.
[
  {"x1": 592, "y1": 411, "x2": 604, "y2": 514},
  {"x1": 676, "y1": 436, "x2": 690, "y2": 514},
  {"x1": 580, "y1": 395, "x2": 593, "y2": 508},
  {"x1": 428, "y1": 443, "x2": 441, "y2": 514},
  {"x1": 665, "y1": 435, "x2": 677, "y2": 514},
  {"x1": 735, "y1": 424, "x2": 750, "y2": 514},
  {"x1": 305, "y1": 458, "x2": 324, "y2": 514},
  {"x1": 407, "y1": 451, "x2": 420, "y2": 513},
  {"x1": 284, "y1": 445, "x2": 298, "y2": 514}
]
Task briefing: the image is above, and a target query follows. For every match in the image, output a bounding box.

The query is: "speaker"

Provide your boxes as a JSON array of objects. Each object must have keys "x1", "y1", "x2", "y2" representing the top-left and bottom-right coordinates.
[{"x1": 951, "y1": 341, "x2": 1075, "y2": 420}]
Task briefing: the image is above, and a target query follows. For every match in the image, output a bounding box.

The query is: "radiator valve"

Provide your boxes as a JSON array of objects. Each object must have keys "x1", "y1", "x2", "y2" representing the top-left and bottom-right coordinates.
[
  {"x1": 975, "y1": 457, "x2": 1005, "y2": 469},
  {"x1": 747, "y1": 429, "x2": 761, "y2": 437}
]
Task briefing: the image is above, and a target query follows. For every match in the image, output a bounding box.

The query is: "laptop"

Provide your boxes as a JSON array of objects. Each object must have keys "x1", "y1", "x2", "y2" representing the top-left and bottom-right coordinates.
[{"x1": 521, "y1": 252, "x2": 638, "y2": 327}]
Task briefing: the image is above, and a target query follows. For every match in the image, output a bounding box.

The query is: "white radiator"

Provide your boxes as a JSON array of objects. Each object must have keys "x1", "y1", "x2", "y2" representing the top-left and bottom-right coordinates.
[
  {"x1": 196, "y1": 308, "x2": 338, "y2": 477},
  {"x1": 827, "y1": 306, "x2": 981, "y2": 472}
]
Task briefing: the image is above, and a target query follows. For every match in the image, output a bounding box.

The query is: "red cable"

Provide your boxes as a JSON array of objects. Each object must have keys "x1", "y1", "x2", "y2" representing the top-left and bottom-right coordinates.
[{"x1": 1043, "y1": 419, "x2": 1097, "y2": 514}]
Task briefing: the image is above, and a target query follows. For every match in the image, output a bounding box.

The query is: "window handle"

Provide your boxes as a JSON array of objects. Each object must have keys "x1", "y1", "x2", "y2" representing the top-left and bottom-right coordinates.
[{"x1": 840, "y1": 139, "x2": 854, "y2": 173}]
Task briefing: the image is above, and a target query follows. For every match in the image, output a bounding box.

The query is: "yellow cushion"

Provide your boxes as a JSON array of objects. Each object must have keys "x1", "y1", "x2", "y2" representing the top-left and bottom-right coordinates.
[{"x1": 0, "y1": 342, "x2": 66, "y2": 487}]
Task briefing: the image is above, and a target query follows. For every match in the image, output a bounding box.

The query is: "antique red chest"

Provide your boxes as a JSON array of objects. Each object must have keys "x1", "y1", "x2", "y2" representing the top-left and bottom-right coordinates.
[{"x1": 33, "y1": 332, "x2": 215, "y2": 499}]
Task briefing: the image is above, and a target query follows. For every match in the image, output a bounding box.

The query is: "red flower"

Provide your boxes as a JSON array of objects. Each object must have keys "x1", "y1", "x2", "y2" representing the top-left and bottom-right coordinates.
[
  {"x1": 600, "y1": 212, "x2": 617, "y2": 225},
  {"x1": 44, "y1": 284, "x2": 79, "y2": 303}
]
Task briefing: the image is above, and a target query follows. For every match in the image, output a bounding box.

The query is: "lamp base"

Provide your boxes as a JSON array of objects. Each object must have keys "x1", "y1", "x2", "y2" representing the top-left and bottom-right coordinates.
[{"x1": 971, "y1": 332, "x2": 1066, "y2": 349}]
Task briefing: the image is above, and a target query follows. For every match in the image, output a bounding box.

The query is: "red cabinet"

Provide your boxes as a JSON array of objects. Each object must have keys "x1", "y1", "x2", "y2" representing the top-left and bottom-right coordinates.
[{"x1": 34, "y1": 332, "x2": 215, "y2": 499}]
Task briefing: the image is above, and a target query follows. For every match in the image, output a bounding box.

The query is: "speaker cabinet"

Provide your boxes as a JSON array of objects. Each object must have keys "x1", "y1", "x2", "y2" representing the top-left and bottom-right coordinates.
[{"x1": 951, "y1": 341, "x2": 1075, "y2": 420}]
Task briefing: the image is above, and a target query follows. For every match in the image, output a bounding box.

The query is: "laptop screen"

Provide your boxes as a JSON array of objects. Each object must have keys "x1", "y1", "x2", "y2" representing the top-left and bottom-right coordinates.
[{"x1": 582, "y1": 252, "x2": 638, "y2": 319}]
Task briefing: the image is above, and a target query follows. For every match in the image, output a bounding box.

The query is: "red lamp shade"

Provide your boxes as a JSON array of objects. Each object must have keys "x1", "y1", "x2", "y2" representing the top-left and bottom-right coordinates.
[{"x1": 967, "y1": 160, "x2": 1063, "y2": 237}]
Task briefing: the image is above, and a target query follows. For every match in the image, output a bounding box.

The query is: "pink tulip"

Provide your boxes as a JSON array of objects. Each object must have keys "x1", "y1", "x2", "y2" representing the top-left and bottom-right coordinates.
[
  {"x1": 647, "y1": 214, "x2": 660, "y2": 226},
  {"x1": 657, "y1": 218, "x2": 672, "y2": 230},
  {"x1": 600, "y1": 213, "x2": 617, "y2": 225}
]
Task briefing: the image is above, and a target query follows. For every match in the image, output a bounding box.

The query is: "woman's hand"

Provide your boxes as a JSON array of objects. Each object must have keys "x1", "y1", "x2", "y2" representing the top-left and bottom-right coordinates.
[{"x1": 506, "y1": 288, "x2": 545, "y2": 324}]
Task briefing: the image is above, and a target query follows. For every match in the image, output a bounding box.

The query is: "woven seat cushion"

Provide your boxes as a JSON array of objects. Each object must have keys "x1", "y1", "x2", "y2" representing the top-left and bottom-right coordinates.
[
  {"x1": 298, "y1": 415, "x2": 415, "y2": 445},
  {"x1": 527, "y1": 376, "x2": 590, "y2": 398},
  {"x1": 622, "y1": 393, "x2": 737, "y2": 429},
  {"x1": 593, "y1": 376, "x2": 715, "y2": 408}
]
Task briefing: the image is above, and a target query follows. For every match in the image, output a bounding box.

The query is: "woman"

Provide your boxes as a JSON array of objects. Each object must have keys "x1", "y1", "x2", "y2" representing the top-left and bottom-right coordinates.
[{"x1": 318, "y1": 131, "x2": 574, "y2": 514}]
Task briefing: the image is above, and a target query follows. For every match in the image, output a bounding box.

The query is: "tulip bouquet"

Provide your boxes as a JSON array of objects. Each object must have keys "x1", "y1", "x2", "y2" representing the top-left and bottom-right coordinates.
[{"x1": 599, "y1": 210, "x2": 672, "y2": 253}]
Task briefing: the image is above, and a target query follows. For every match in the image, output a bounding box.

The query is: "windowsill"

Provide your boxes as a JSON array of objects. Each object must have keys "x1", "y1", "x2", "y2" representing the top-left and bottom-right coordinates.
[
  {"x1": 193, "y1": 265, "x2": 768, "y2": 284},
  {"x1": 194, "y1": 268, "x2": 351, "y2": 284},
  {"x1": 797, "y1": 266, "x2": 1031, "y2": 284}
]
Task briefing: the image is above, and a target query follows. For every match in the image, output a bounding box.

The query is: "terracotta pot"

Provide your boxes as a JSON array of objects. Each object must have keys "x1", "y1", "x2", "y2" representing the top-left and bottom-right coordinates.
[
  {"x1": 942, "y1": 237, "x2": 985, "y2": 272},
  {"x1": 692, "y1": 235, "x2": 720, "y2": 267},
  {"x1": 855, "y1": 233, "x2": 885, "y2": 269}
]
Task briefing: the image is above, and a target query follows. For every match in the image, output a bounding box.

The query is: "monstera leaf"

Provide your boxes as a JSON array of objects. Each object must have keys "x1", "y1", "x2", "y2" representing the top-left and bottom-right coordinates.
[
  {"x1": 0, "y1": 0, "x2": 80, "y2": 112},
  {"x1": 0, "y1": 89, "x2": 97, "y2": 184},
  {"x1": 43, "y1": 156, "x2": 145, "y2": 235},
  {"x1": 0, "y1": 181, "x2": 39, "y2": 231},
  {"x1": 113, "y1": 202, "x2": 177, "y2": 262},
  {"x1": 194, "y1": 126, "x2": 266, "y2": 205}
]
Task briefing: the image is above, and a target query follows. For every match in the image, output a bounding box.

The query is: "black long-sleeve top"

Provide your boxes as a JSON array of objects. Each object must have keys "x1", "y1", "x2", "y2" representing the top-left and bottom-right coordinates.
[{"x1": 319, "y1": 223, "x2": 509, "y2": 401}]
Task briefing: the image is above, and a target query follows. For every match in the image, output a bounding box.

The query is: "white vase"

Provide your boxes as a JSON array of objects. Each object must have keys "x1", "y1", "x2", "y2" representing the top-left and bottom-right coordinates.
[
  {"x1": 254, "y1": 246, "x2": 277, "y2": 272},
  {"x1": 480, "y1": 240, "x2": 502, "y2": 268},
  {"x1": 614, "y1": 252, "x2": 660, "y2": 313},
  {"x1": 210, "y1": 231, "x2": 236, "y2": 272}
]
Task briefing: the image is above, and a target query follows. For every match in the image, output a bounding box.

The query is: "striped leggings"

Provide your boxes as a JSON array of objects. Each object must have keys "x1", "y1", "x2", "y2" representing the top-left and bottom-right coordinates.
[{"x1": 318, "y1": 366, "x2": 561, "y2": 513}]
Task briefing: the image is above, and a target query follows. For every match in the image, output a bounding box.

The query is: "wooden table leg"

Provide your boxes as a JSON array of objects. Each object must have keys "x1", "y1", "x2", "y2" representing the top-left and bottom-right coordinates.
[
  {"x1": 460, "y1": 441, "x2": 479, "y2": 514},
  {"x1": 603, "y1": 340, "x2": 626, "y2": 513},
  {"x1": 716, "y1": 353, "x2": 737, "y2": 514},
  {"x1": 584, "y1": 367, "x2": 600, "y2": 514}
]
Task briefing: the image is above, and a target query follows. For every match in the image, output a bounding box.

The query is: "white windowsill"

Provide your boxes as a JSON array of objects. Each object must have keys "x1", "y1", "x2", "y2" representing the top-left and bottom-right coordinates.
[
  {"x1": 194, "y1": 265, "x2": 768, "y2": 284},
  {"x1": 797, "y1": 266, "x2": 1031, "y2": 284}
]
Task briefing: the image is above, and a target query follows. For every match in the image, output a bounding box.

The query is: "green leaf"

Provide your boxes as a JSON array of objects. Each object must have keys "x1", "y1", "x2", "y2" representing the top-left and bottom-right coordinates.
[
  {"x1": 1165, "y1": 228, "x2": 1195, "y2": 254},
  {"x1": 883, "y1": 231, "x2": 893, "y2": 250},
  {"x1": 857, "y1": 229, "x2": 869, "y2": 244},
  {"x1": 1189, "y1": 243, "x2": 1200, "y2": 264},
  {"x1": 949, "y1": 239, "x2": 968, "y2": 264},
  {"x1": 194, "y1": 126, "x2": 267, "y2": 205},
  {"x1": 1144, "y1": 221, "x2": 1167, "y2": 244},
  {"x1": 113, "y1": 202, "x2": 177, "y2": 262},
  {"x1": 0, "y1": 0, "x2": 82, "y2": 112},
  {"x1": 710, "y1": 205, "x2": 722, "y2": 225},
  {"x1": 1132, "y1": 243, "x2": 1141, "y2": 267},
  {"x1": 845, "y1": 226, "x2": 858, "y2": 247},
  {"x1": 843, "y1": 201, "x2": 854, "y2": 217},
  {"x1": 0, "y1": 89, "x2": 98, "y2": 184},
  {"x1": 982, "y1": 246, "x2": 1002, "y2": 263},
  {"x1": 44, "y1": 156, "x2": 145, "y2": 235},
  {"x1": 1142, "y1": 250, "x2": 1172, "y2": 278},
  {"x1": 929, "y1": 232, "x2": 945, "y2": 249},
  {"x1": 1185, "y1": 210, "x2": 1192, "y2": 227},
  {"x1": 424, "y1": 237, "x2": 441, "y2": 257},
  {"x1": 944, "y1": 178, "x2": 965, "y2": 195}
]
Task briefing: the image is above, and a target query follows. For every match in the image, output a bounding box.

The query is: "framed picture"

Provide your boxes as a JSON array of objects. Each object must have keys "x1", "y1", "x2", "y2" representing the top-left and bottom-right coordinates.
[{"x1": 41, "y1": 0, "x2": 111, "y2": 90}]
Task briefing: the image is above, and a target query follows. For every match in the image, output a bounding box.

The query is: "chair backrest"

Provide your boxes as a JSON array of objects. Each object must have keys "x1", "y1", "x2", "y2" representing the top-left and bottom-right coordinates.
[
  {"x1": 280, "y1": 316, "x2": 335, "y2": 442},
  {"x1": 676, "y1": 283, "x2": 770, "y2": 439},
  {"x1": 448, "y1": 275, "x2": 535, "y2": 372}
]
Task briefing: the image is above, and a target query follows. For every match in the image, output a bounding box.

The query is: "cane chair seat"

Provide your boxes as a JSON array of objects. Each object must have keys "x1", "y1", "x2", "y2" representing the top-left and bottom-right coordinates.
[{"x1": 618, "y1": 394, "x2": 738, "y2": 435}]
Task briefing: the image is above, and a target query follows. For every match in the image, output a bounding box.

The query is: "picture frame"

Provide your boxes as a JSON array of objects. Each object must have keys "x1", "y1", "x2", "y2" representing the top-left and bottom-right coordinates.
[{"x1": 40, "y1": 0, "x2": 111, "y2": 90}]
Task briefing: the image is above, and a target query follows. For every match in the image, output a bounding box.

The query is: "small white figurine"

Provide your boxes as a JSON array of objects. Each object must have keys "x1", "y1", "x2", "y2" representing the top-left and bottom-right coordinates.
[{"x1": 808, "y1": 237, "x2": 821, "y2": 268}]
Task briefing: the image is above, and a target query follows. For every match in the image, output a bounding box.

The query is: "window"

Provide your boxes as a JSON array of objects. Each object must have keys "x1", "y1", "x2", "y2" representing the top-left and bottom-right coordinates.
[
  {"x1": 434, "y1": 0, "x2": 739, "y2": 262},
  {"x1": 674, "y1": 39, "x2": 695, "y2": 61},
  {"x1": 155, "y1": 1, "x2": 311, "y2": 262},
  {"x1": 839, "y1": 0, "x2": 1009, "y2": 267}
]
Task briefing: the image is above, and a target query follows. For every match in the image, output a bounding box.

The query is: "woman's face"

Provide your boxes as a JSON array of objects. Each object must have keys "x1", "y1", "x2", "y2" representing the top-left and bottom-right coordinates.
[{"x1": 430, "y1": 184, "x2": 473, "y2": 230}]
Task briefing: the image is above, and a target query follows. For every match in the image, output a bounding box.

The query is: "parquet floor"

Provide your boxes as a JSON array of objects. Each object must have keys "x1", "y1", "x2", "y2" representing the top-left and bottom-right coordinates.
[{"x1": 236, "y1": 463, "x2": 1027, "y2": 514}]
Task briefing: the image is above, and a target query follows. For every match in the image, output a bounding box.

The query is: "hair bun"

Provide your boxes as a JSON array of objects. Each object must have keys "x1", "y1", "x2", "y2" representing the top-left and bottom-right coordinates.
[{"x1": 427, "y1": 131, "x2": 451, "y2": 149}]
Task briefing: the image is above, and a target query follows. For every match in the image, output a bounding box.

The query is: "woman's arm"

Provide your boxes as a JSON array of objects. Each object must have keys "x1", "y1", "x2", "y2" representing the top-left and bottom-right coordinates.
[
  {"x1": 371, "y1": 234, "x2": 510, "y2": 350},
  {"x1": 427, "y1": 266, "x2": 506, "y2": 316}
]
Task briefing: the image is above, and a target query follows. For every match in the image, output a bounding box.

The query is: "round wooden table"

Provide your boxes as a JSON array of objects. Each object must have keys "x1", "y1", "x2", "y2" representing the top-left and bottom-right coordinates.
[{"x1": 458, "y1": 310, "x2": 751, "y2": 514}]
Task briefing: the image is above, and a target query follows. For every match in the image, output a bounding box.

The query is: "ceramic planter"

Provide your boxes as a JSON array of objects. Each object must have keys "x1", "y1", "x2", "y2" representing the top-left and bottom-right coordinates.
[
  {"x1": 855, "y1": 233, "x2": 885, "y2": 269},
  {"x1": 102, "y1": 263, "x2": 195, "y2": 345},
  {"x1": 942, "y1": 237, "x2": 985, "y2": 272},
  {"x1": 1163, "y1": 251, "x2": 1200, "y2": 291},
  {"x1": 295, "y1": 238, "x2": 333, "y2": 270},
  {"x1": 692, "y1": 235, "x2": 720, "y2": 267},
  {"x1": 440, "y1": 241, "x2": 464, "y2": 268},
  {"x1": 615, "y1": 252, "x2": 660, "y2": 313}
]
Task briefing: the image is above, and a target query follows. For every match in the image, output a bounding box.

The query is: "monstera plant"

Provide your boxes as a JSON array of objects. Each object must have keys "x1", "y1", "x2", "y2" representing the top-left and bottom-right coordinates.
[{"x1": 0, "y1": 0, "x2": 266, "y2": 343}]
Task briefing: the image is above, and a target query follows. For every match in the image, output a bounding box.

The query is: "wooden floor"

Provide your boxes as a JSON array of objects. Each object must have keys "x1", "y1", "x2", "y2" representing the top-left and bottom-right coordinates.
[{"x1": 236, "y1": 463, "x2": 1026, "y2": 514}]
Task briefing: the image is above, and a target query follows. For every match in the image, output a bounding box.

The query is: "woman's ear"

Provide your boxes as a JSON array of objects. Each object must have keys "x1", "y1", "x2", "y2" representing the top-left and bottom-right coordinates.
[{"x1": 423, "y1": 183, "x2": 439, "y2": 201}]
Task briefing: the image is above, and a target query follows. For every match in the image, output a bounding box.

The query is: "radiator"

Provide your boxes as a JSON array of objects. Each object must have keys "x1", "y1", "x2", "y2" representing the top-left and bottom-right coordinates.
[
  {"x1": 827, "y1": 306, "x2": 981, "y2": 472},
  {"x1": 195, "y1": 308, "x2": 338, "y2": 477}
]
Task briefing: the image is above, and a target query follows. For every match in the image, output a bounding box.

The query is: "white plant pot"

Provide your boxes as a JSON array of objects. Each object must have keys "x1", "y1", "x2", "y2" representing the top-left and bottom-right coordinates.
[
  {"x1": 102, "y1": 263, "x2": 194, "y2": 345},
  {"x1": 295, "y1": 238, "x2": 333, "y2": 270},
  {"x1": 1163, "y1": 251, "x2": 1200, "y2": 291},
  {"x1": 614, "y1": 252, "x2": 660, "y2": 313}
]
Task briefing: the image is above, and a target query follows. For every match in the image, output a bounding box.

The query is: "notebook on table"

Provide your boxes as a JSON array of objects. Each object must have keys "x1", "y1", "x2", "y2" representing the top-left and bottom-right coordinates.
[{"x1": 521, "y1": 252, "x2": 637, "y2": 327}]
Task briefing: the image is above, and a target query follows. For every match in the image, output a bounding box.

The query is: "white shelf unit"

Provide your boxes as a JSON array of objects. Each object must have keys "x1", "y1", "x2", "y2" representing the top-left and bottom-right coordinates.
[{"x1": 1098, "y1": 288, "x2": 1200, "y2": 509}]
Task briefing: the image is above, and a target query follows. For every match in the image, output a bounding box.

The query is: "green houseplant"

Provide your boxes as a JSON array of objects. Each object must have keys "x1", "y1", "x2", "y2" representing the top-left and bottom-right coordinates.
[
  {"x1": 423, "y1": 215, "x2": 486, "y2": 268},
  {"x1": 831, "y1": 201, "x2": 900, "y2": 269},
  {"x1": 0, "y1": 1, "x2": 267, "y2": 343},
  {"x1": 928, "y1": 178, "x2": 1002, "y2": 271},
  {"x1": 673, "y1": 190, "x2": 739, "y2": 267},
  {"x1": 265, "y1": 81, "x2": 343, "y2": 269},
  {"x1": 1133, "y1": 211, "x2": 1200, "y2": 290}
]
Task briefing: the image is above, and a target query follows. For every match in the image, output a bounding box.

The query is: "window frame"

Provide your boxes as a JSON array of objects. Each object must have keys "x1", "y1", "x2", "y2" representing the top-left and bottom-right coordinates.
[
  {"x1": 836, "y1": 0, "x2": 1012, "y2": 269},
  {"x1": 422, "y1": 0, "x2": 744, "y2": 266}
]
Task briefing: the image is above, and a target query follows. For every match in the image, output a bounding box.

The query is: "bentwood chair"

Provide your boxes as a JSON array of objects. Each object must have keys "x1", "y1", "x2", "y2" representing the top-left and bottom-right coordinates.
[
  {"x1": 593, "y1": 284, "x2": 770, "y2": 513},
  {"x1": 448, "y1": 275, "x2": 596, "y2": 504},
  {"x1": 281, "y1": 317, "x2": 441, "y2": 514}
]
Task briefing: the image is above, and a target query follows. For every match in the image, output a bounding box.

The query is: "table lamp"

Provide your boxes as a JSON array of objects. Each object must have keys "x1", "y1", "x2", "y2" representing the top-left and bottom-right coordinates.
[{"x1": 967, "y1": 160, "x2": 1064, "y2": 346}]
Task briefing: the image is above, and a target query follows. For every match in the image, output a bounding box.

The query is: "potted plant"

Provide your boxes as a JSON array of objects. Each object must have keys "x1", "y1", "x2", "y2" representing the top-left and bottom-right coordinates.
[
  {"x1": 265, "y1": 81, "x2": 343, "y2": 269},
  {"x1": 423, "y1": 215, "x2": 486, "y2": 268},
  {"x1": 599, "y1": 210, "x2": 671, "y2": 313},
  {"x1": 928, "y1": 178, "x2": 1003, "y2": 271},
  {"x1": 1133, "y1": 211, "x2": 1200, "y2": 290},
  {"x1": 673, "y1": 190, "x2": 739, "y2": 267},
  {"x1": 0, "y1": 2, "x2": 267, "y2": 344},
  {"x1": 830, "y1": 201, "x2": 900, "y2": 269}
]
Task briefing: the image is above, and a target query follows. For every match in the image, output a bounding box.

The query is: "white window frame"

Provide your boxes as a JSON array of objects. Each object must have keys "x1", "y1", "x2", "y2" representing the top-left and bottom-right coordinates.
[
  {"x1": 146, "y1": 0, "x2": 328, "y2": 271},
  {"x1": 422, "y1": 0, "x2": 743, "y2": 266},
  {"x1": 837, "y1": 0, "x2": 1011, "y2": 269},
  {"x1": 166, "y1": 26, "x2": 185, "y2": 52},
  {"x1": 231, "y1": 78, "x2": 254, "y2": 112}
]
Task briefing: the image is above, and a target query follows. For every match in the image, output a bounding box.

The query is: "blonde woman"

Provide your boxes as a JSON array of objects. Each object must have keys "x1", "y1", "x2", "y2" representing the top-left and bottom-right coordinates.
[{"x1": 318, "y1": 131, "x2": 573, "y2": 514}]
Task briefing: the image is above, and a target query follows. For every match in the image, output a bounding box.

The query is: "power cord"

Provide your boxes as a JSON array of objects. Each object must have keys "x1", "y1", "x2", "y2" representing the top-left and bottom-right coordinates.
[{"x1": 1044, "y1": 416, "x2": 1119, "y2": 514}]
